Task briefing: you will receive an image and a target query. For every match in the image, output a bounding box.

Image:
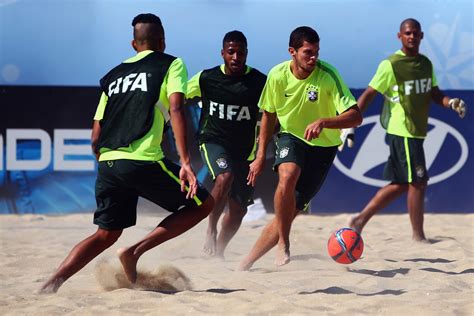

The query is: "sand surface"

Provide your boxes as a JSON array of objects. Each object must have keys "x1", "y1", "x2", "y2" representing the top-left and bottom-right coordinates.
[{"x1": 1, "y1": 212, "x2": 473, "y2": 315}]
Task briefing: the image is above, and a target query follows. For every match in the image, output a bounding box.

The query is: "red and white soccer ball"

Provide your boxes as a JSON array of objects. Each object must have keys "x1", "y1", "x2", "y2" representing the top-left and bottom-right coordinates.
[{"x1": 327, "y1": 228, "x2": 364, "y2": 264}]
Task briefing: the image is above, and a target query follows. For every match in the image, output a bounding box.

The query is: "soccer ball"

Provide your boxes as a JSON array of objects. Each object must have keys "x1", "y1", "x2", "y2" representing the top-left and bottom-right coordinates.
[{"x1": 327, "y1": 228, "x2": 364, "y2": 264}]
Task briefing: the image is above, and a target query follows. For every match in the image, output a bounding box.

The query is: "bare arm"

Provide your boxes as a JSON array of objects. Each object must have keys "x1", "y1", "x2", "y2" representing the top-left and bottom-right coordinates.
[
  {"x1": 357, "y1": 86, "x2": 379, "y2": 113},
  {"x1": 304, "y1": 105, "x2": 362, "y2": 141},
  {"x1": 91, "y1": 120, "x2": 101, "y2": 161},
  {"x1": 247, "y1": 110, "x2": 277, "y2": 186},
  {"x1": 169, "y1": 92, "x2": 197, "y2": 198},
  {"x1": 431, "y1": 86, "x2": 451, "y2": 109}
]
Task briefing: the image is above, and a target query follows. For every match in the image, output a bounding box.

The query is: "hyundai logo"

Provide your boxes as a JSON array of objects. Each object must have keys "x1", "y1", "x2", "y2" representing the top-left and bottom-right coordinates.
[{"x1": 334, "y1": 115, "x2": 469, "y2": 187}]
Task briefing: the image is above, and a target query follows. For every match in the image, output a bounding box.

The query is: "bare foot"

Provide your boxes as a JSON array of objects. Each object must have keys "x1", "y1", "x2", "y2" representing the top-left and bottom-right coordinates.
[
  {"x1": 275, "y1": 245, "x2": 290, "y2": 267},
  {"x1": 237, "y1": 258, "x2": 253, "y2": 271},
  {"x1": 39, "y1": 277, "x2": 63, "y2": 294},
  {"x1": 203, "y1": 231, "x2": 217, "y2": 256},
  {"x1": 117, "y1": 247, "x2": 138, "y2": 284},
  {"x1": 412, "y1": 234, "x2": 429, "y2": 243},
  {"x1": 348, "y1": 213, "x2": 363, "y2": 233}
]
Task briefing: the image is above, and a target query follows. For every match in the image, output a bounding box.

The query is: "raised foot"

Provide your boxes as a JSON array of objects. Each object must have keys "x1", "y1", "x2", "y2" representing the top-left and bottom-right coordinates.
[
  {"x1": 117, "y1": 247, "x2": 138, "y2": 284},
  {"x1": 348, "y1": 213, "x2": 363, "y2": 233}
]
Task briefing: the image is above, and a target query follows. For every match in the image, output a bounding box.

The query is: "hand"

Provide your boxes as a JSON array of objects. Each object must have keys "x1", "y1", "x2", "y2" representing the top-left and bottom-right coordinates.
[
  {"x1": 338, "y1": 128, "x2": 355, "y2": 152},
  {"x1": 449, "y1": 98, "x2": 466, "y2": 119},
  {"x1": 304, "y1": 119, "x2": 325, "y2": 141},
  {"x1": 179, "y1": 163, "x2": 198, "y2": 199},
  {"x1": 247, "y1": 157, "x2": 265, "y2": 187}
]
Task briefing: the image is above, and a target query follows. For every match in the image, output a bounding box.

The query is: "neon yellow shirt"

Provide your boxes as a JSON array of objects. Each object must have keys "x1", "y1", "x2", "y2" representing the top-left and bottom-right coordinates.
[
  {"x1": 94, "y1": 50, "x2": 187, "y2": 161},
  {"x1": 369, "y1": 50, "x2": 438, "y2": 138},
  {"x1": 259, "y1": 60, "x2": 356, "y2": 146}
]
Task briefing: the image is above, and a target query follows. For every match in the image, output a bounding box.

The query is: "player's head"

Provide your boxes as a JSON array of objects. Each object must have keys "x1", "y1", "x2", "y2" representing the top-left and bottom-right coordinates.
[
  {"x1": 221, "y1": 30, "x2": 248, "y2": 76},
  {"x1": 398, "y1": 18, "x2": 423, "y2": 56},
  {"x1": 288, "y1": 26, "x2": 320, "y2": 76},
  {"x1": 131, "y1": 13, "x2": 165, "y2": 53}
]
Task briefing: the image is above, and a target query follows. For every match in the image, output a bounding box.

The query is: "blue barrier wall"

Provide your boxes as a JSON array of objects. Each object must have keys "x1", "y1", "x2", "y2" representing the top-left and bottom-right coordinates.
[{"x1": 1, "y1": 1, "x2": 473, "y2": 213}]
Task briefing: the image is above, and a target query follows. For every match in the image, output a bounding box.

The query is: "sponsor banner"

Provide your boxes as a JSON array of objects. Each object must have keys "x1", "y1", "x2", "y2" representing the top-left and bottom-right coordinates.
[
  {"x1": 312, "y1": 89, "x2": 473, "y2": 213},
  {"x1": 1, "y1": 87, "x2": 472, "y2": 213}
]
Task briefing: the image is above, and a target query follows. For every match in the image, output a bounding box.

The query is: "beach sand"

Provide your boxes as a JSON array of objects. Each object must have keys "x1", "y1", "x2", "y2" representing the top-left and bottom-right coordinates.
[{"x1": 1, "y1": 212, "x2": 473, "y2": 315}]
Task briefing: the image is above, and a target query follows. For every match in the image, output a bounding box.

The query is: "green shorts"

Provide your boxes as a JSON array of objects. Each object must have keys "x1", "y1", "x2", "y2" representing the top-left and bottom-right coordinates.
[
  {"x1": 274, "y1": 133, "x2": 337, "y2": 211},
  {"x1": 384, "y1": 134, "x2": 429, "y2": 184},
  {"x1": 94, "y1": 159, "x2": 210, "y2": 230},
  {"x1": 199, "y1": 143, "x2": 254, "y2": 208}
]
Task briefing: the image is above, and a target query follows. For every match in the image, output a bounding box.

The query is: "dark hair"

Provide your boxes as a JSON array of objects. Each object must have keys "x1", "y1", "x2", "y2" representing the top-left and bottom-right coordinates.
[
  {"x1": 223, "y1": 30, "x2": 247, "y2": 48},
  {"x1": 289, "y1": 26, "x2": 320, "y2": 50},
  {"x1": 400, "y1": 18, "x2": 422, "y2": 31},
  {"x1": 132, "y1": 13, "x2": 164, "y2": 42},
  {"x1": 132, "y1": 13, "x2": 162, "y2": 27}
]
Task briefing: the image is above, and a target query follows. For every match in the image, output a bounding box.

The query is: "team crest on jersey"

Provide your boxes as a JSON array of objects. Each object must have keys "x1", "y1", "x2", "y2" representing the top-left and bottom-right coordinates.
[
  {"x1": 278, "y1": 147, "x2": 289, "y2": 159},
  {"x1": 216, "y1": 158, "x2": 228, "y2": 169},
  {"x1": 306, "y1": 85, "x2": 318, "y2": 102},
  {"x1": 415, "y1": 165, "x2": 425, "y2": 178}
]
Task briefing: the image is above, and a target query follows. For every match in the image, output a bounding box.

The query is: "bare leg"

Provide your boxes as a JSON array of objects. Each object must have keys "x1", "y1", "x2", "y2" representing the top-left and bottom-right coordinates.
[
  {"x1": 40, "y1": 228, "x2": 122, "y2": 293},
  {"x1": 119, "y1": 196, "x2": 213, "y2": 283},
  {"x1": 237, "y1": 209, "x2": 299, "y2": 271},
  {"x1": 407, "y1": 181, "x2": 427, "y2": 241},
  {"x1": 215, "y1": 198, "x2": 247, "y2": 258},
  {"x1": 203, "y1": 172, "x2": 233, "y2": 256},
  {"x1": 274, "y1": 163, "x2": 300, "y2": 266},
  {"x1": 238, "y1": 162, "x2": 300, "y2": 270},
  {"x1": 348, "y1": 183, "x2": 407, "y2": 233}
]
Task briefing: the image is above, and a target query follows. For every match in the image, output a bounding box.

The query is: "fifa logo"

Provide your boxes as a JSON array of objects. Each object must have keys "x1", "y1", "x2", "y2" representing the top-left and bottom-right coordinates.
[{"x1": 403, "y1": 78, "x2": 432, "y2": 95}]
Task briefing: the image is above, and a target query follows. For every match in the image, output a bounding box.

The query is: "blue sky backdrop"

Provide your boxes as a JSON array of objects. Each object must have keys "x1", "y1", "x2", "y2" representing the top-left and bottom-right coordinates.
[{"x1": 0, "y1": 0, "x2": 473, "y2": 89}]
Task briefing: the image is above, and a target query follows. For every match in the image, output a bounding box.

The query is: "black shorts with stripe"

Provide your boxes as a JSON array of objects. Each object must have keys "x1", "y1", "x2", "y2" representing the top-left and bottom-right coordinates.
[
  {"x1": 383, "y1": 134, "x2": 429, "y2": 184},
  {"x1": 94, "y1": 159, "x2": 210, "y2": 230},
  {"x1": 199, "y1": 142, "x2": 254, "y2": 208},
  {"x1": 273, "y1": 133, "x2": 337, "y2": 211}
]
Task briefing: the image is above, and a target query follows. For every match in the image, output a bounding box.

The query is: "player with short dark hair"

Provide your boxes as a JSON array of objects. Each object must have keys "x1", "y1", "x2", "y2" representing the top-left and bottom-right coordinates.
[
  {"x1": 238, "y1": 26, "x2": 362, "y2": 270},
  {"x1": 348, "y1": 18, "x2": 467, "y2": 241},
  {"x1": 187, "y1": 30, "x2": 266, "y2": 258},
  {"x1": 40, "y1": 13, "x2": 214, "y2": 293}
]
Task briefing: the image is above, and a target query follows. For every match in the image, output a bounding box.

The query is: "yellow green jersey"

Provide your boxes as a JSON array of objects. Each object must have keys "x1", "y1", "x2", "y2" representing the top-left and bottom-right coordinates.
[
  {"x1": 369, "y1": 50, "x2": 438, "y2": 138},
  {"x1": 259, "y1": 60, "x2": 356, "y2": 146}
]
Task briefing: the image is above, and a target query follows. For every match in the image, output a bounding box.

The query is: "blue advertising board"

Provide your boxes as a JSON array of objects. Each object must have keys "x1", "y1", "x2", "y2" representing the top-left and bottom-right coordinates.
[{"x1": 1, "y1": 0, "x2": 472, "y2": 214}]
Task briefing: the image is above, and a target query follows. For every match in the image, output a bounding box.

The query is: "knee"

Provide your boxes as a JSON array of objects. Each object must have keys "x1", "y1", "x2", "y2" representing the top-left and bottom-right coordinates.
[
  {"x1": 215, "y1": 172, "x2": 234, "y2": 189},
  {"x1": 95, "y1": 229, "x2": 122, "y2": 246},
  {"x1": 277, "y1": 171, "x2": 298, "y2": 193}
]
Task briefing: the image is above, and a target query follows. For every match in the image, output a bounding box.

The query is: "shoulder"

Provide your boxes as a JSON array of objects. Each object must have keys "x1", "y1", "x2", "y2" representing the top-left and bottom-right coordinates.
[
  {"x1": 317, "y1": 59, "x2": 344, "y2": 83},
  {"x1": 267, "y1": 61, "x2": 290, "y2": 80},
  {"x1": 418, "y1": 53, "x2": 433, "y2": 65},
  {"x1": 247, "y1": 67, "x2": 267, "y2": 82},
  {"x1": 317, "y1": 59, "x2": 340, "y2": 75},
  {"x1": 201, "y1": 65, "x2": 221, "y2": 76}
]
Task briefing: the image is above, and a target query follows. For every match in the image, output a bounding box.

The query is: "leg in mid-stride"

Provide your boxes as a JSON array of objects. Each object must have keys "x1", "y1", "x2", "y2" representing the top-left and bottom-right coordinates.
[
  {"x1": 214, "y1": 198, "x2": 248, "y2": 258},
  {"x1": 203, "y1": 172, "x2": 233, "y2": 257},
  {"x1": 40, "y1": 228, "x2": 122, "y2": 293},
  {"x1": 349, "y1": 134, "x2": 429, "y2": 242},
  {"x1": 238, "y1": 161, "x2": 301, "y2": 270},
  {"x1": 118, "y1": 196, "x2": 214, "y2": 283}
]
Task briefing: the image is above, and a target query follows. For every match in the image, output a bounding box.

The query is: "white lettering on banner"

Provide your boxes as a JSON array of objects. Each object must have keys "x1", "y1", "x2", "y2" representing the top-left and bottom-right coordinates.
[
  {"x1": 209, "y1": 101, "x2": 251, "y2": 121},
  {"x1": 404, "y1": 78, "x2": 431, "y2": 95},
  {"x1": 108, "y1": 72, "x2": 148, "y2": 96},
  {"x1": 6, "y1": 129, "x2": 51, "y2": 170},
  {"x1": 54, "y1": 130, "x2": 95, "y2": 171},
  {"x1": 1, "y1": 129, "x2": 94, "y2": 171}
]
